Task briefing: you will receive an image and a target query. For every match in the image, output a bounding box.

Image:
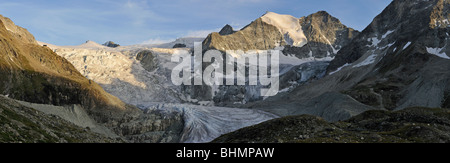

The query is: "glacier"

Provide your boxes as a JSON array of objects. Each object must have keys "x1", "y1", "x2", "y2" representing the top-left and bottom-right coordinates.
[{"x1": 41, "y1": 39, "x2": 329, "y2": 142}]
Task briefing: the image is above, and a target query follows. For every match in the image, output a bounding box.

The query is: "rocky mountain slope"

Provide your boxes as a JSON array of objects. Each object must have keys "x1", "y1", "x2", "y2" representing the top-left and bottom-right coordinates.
[
  {"x1": 0, "y1": 95, "x2": 122, "y2": 143},
  {"x1": 326, "y1": 0, "x2": 450, "y2": 110},
  {"x1": 0, "y1": 14, "x2": 125, "y2": 119},
  {"x1": 246, "y1": 0, "x2": 450, "y2": 122},
  {"x1": 213, "y1": 107, "x2": 450, "y2": 143}
]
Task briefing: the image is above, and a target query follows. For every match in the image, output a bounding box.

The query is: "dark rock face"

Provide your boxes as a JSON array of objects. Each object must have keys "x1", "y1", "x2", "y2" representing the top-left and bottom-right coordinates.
[
  {"x1": 325, "y1": 0, "x2": 450, "y2": 110},
  {"x1": 218, "y1": 24, "x2": 236, "y2": 36},
  {"x1": 328, "y1": 0, "x2": 449, "y2": 72},
  {"x1": 136, "y1": 50, "x2": 159, "y2": 72},
  {"x1": 103, "y1": 41, "x2": 120, "y2": 48},
  {"x1": 173, "y1": 43, "x2": 187, "y2": 48},
  {"x1": 213, "y1": 107, "x2": 450, "y2": 143},
  {"x1": 286, "y1": 11, "x2": 359, "y2": 59},
  {"x1": 116, "y1": 109, "x2": 184, "y2": 143}
]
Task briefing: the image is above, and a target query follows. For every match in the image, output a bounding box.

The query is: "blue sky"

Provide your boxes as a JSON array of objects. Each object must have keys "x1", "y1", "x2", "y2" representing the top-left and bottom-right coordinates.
[{"x1": 0, "y1": 0, "x2": 392, "y2": 46}]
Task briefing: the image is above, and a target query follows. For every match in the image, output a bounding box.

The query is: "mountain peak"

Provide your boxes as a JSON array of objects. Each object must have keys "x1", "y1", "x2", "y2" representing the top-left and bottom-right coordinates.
[
  {"x1": 260, "y1": 11, "x2": 308, "y2": 47},
  {"x1": 219, "y1": 24, "x2": 236, "y2": 36},
  {"x1": 80, "y1": 40, "x2": 105, "y2": 48},
  {"x1": 311, "y1": 11, "x2": 331, "y2": 17},
  {"x1": 302, "y1": 10, "x2": 342, "y2": 25}
]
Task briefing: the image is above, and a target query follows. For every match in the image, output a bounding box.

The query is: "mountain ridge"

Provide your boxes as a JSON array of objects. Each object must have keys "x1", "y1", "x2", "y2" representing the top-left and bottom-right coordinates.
[{"x1": 246, "y1": 0, "x2": 450, "y2": 122}]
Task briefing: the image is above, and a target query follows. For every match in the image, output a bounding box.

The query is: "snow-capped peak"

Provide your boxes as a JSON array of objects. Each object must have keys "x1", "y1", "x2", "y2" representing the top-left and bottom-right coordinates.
[
  {"x1": 261, "y1": 12, "x2": 308, "y2": 47},
  {"x1": 79, "y1": 40, "x2": 106, "y2": 49}
]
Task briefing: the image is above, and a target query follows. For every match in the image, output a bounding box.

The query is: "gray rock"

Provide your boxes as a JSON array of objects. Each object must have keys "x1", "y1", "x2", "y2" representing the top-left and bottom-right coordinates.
[
  {"x1": 173, "y1": 43, "x2": 187, "y2": 48},
  {"x1": 103, "y1": 41, "x2": 120, "y2": 48},
  {"x1": 136, "y1": 50, "x2": 158, "y2": 72},
  {"x1": 219, "y1": 24, "x2": 236, "y2": 35}
]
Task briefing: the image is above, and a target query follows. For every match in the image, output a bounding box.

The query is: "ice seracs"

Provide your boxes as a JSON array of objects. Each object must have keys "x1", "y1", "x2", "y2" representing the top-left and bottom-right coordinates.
[{"x1": 44, "y1": 40, "x2": 279, "y2": 143}]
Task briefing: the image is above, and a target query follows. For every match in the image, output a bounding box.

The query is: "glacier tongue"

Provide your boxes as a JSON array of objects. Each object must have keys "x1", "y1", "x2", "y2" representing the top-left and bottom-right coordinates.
[{"x1": 145, "y1": 103, "x2": 278, "y2": 143}]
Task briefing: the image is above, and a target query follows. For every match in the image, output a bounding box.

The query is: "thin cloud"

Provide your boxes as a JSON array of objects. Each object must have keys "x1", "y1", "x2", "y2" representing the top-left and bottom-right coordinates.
[
  {"x1": 185, "y1": 29, "x2": 221, "y2": 38},
  {"x1": 141, "y1": 38, "x2": 175, "y2": 45}
]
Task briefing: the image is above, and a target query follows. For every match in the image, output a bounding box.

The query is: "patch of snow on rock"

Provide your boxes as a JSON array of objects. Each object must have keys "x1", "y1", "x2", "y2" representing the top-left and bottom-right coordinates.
[{"x1": 261, "y1": 12, "x2": 308, "y2": 47}]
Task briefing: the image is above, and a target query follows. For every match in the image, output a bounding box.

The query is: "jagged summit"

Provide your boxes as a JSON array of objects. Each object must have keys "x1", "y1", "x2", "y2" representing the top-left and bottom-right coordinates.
[
  {"x1": 328, "y1": 0, "x2": 449, "y2": 72},
  {"x1": 203, "y1": 11, "x2": 358, "y2": 58},
  {"x1": 219, "y1": 24, "x2": 236, "y2": 35}
]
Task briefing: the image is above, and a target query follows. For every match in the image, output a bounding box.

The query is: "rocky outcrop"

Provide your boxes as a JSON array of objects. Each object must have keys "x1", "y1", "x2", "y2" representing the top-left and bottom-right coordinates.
[
  {"x1": 218, "y1": 24, "x2": 236, "y2": 35},
  {"x1": 136, "y1": 50, "x2": 158, "y2": 72},
  {"x1": 116, "y1": 109, "x2": 184, "y2": 143},
  {"x1": 213, "y1": 107, "x2": 450, "y2": 143},
  {"x1": 0, "y1": 14, "x2": 37, "y2": 45},
  {"x1": 103, "y1": 41, "x2": 120, "y2": 48},
  {"x1": 172, "y1": 43, "x2": 186, "y2": 48}
]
